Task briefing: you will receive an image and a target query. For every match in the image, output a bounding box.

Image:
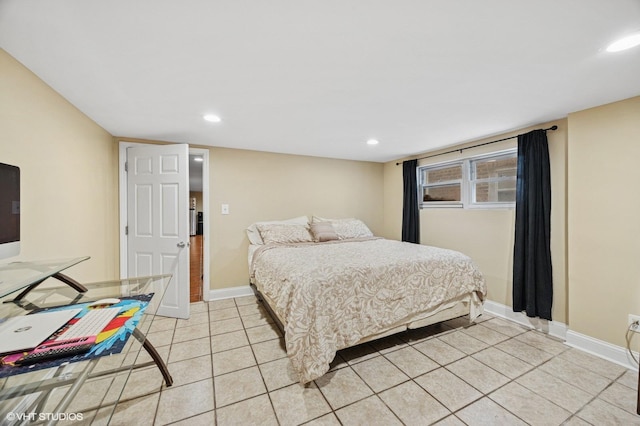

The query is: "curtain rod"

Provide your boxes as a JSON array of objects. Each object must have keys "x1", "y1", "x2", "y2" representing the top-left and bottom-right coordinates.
[{"x1": 395, "y1": 125, "x2": 558, "y2": 166}]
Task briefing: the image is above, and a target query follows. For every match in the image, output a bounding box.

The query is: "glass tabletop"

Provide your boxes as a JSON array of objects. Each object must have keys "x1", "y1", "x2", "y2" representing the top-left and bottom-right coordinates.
[
  {"x1": 0, "y1": 257, "x2": 90, "y2": 299},
  {"x1": 0, "y1": 274, "x2": 173, "y2": 425}
]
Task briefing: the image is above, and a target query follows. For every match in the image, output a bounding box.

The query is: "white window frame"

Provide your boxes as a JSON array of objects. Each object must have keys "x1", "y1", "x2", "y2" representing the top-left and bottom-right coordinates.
[
  {"x1": 418, "y1": 148, "x2": 517, "y2": 209},
  {"x1": 418, "y1": 160, "x2": 465, "y2": 208}
]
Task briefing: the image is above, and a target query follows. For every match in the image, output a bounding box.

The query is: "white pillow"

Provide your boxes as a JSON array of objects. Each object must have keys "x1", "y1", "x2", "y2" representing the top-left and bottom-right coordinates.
[
  {"x1": 257, "y1": 224, "x2": 314, "y2": 244},
  {"x1": 311, "y1": 216, "x2": 373, "y2": 240},
  {"x1": 246, "y1": 216, "x2": 309, "y2": 245}
]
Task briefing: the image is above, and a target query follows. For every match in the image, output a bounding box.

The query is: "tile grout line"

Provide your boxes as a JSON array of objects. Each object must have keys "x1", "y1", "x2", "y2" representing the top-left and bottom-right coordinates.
[
  {"x1": 210, "y1": 302, "x2": 245, "y2": 408},
  {"x1": 236, "y1": 298, "x2": 281, "y2": 426},
  {"x1": 205, "y1": 305, "x2": 218, "y2": 426}
]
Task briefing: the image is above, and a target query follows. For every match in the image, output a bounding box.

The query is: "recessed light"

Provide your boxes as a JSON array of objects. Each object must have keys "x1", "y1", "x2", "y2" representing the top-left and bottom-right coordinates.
[
  {"x1": 366, "y1": 139, "x2": 379, "y2": 146},
  {"x1": 606, "y1": 32, "x2": 640, "y2": 52},
  {"x1": 194, "y1": 157, "x2": 203, "y2": 162},
  {"x1": 203, "y1": 114, "x2": 221, "y2": 123}
]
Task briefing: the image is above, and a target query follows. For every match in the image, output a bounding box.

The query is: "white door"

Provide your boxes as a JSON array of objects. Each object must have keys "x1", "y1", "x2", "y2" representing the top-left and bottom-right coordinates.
[{"x1": 126, "y1": 144, "x2": 190, "y2": 319}]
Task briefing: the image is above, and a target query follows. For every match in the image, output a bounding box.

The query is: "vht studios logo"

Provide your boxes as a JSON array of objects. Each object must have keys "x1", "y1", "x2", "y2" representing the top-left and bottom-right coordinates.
[{"x1": 5, "y1": 412, "x2": 84, "y2": 422}]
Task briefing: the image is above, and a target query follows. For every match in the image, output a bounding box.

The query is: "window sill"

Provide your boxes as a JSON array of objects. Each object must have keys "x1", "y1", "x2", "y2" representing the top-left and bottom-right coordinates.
[
  {"x1": 420, "y1": 203, "x2": 515, "y2": 210},
  {"x1": 466, "y1": 203, "x2": 515, "y2": 209},
  {"x1": 420, "y1": 203, "x2": 463, "y2": 209}
]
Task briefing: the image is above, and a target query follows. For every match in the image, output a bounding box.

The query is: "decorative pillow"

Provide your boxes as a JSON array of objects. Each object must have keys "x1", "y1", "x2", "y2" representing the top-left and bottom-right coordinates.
[
  {"x1": 256, "y1": 223, "x2": 313, "y2": 244},
  {"x1": 332, "y1": 219, "x2": 374, "y2": 239},
  {"x1": 310, "y1": 221, "x2": 339, "y2": 242},
  {"x1": 246, "y1": 216, "x2": 309, "y2": 245},
  {"x1": 312, "y1": 216, "x2": 374, "y2": 240}
]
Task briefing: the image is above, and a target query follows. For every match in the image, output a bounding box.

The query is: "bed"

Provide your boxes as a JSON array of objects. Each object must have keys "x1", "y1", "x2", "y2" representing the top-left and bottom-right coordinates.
[{"x1": 248, "y1": 217, "x2": 487, "y2": 384}]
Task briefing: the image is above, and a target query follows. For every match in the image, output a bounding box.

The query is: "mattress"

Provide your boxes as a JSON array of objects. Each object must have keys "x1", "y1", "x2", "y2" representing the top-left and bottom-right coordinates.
[{"x1": 250, "y1": 237, "x2": 486, "y2": 383}]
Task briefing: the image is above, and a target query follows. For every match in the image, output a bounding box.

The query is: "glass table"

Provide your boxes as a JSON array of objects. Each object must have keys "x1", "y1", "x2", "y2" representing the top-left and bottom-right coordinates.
[
  {"x1": 0, "y1": 257, "x2": 90, "y2": 301},
  {"x1": 0, "y1": 259, "x2": 173, "y2": 425}
]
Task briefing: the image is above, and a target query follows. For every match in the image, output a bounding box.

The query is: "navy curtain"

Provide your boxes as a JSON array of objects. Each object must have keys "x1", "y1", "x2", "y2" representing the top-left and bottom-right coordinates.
[
  {"x1": 512, "y1": 129, "x2": 553, "y2": 320},
  {"x1": 402, "y1": 159, "x2": 420, "y2": 244}
]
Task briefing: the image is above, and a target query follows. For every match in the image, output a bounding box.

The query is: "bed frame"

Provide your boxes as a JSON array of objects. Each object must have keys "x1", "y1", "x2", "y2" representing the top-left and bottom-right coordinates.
[
  {"x1": 250, "y1": 282, "x2": 286, "y2": 334},
  {"x1": 250, "y1": 281, "x2": 480, "y2": 349}
]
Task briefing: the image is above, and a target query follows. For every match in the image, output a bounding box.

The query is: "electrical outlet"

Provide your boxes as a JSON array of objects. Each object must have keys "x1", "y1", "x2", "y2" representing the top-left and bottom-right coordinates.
[{"x1": 629, "y1": 314, "x2": 640, "y2": 333}]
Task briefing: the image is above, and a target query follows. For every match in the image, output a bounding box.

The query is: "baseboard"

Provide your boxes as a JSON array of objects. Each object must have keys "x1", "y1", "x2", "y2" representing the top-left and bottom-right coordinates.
[
  {"x1": 483, "y1": 300, "x2": 639, "y2": 372},
  {"x1": 565, "y1": 330, "x2": 639, "y2": 372},
  {"x1": 483, "y1": 300, "x2": 568, "y2": 340},
  {"x1": 207, "y1": 285, "x2": 254, "y2": 301}
]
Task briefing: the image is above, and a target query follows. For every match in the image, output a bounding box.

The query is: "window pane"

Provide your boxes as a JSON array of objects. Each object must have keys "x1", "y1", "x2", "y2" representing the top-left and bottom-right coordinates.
[
  {"x1": 424, "y1": 164, "x2": 462, "y2": 184},
  {"x1": 423, "y1": 184, "x2": 461, "y2": 202},
  {"x1": 474, "y1": 182, "x2": 516, "y2": 202},
  {"x1": 473, "y1": 156, "x2": 516, "y2": 180},
  {"x1": 475, "y1": 182, "x2": 489, "y2": 202},
  {"x1": 498, "y1": 190, "x2": 515, "y2": 202},
  {"x1": 472, "y1": 153, "x2": 517, "y2": 203}
]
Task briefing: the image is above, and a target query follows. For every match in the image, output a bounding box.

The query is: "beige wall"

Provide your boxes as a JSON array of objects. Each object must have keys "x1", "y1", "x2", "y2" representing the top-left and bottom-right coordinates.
[
  {"x1": 0, "y1": 49, "x2": 119, "y2": 282},
  {"x1": 568, "y1": 96, "x2": 640, "y2": 350},
  {"x1": 383, "y1": 120, "x2": 568, "y2": 324},
  {"x1": 209, "y1": 147, "x2": 384, "y2": 289}
]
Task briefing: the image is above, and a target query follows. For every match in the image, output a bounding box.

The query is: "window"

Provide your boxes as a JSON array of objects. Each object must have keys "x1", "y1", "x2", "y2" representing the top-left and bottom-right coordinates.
[
  {"x1": 470, "y1": 153, "x2": 517, "y2": 204},
  {"x1": 420, "y1": 162, "x2": 463, "y2": 206},
  {"x1": 418, "y1": 150, "x2": 517, "y2": 209}
]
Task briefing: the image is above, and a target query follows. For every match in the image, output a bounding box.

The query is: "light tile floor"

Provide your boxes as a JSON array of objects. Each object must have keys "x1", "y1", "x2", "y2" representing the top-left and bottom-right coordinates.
[{"x1": 82, "y1": 295, "x2": 639, "y2": 425}]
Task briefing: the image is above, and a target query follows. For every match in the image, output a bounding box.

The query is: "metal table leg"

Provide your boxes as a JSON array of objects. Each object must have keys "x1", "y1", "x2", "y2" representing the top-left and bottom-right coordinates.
[{"x1": 132, "y1": 328, "x2": 173, "y2": 387}]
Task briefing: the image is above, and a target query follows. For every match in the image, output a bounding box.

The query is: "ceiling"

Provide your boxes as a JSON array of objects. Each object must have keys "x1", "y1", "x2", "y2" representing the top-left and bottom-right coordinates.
[{"x1": 1, "y1": 1, "x2": 640, "y2": 163}]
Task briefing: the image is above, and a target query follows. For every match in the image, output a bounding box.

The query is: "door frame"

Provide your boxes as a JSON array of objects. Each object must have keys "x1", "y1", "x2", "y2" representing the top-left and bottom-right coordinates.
[{"x1": 118, "y1": 141, "x2": 211, "y2": 302}]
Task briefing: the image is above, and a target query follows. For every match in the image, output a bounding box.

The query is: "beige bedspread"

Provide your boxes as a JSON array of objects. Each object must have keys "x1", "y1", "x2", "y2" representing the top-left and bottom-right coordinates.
[{"x1": 250, "y1": 237, "x2": 486, "y2": 383}]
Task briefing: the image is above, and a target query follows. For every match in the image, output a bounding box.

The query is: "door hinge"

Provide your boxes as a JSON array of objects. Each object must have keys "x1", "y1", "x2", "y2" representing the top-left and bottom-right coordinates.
[
  {"x1": 124, "y1": 161, "x2": 128, "y2": 172},
  {"x1": 125, "y1": 225, "x2": 128, "y2": 235}
]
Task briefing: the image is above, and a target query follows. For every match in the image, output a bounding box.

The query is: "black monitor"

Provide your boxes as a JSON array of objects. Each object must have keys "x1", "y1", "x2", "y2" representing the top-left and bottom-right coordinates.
[{"x1": 0, "y1": 162, "x2": 20, "y2": 260}]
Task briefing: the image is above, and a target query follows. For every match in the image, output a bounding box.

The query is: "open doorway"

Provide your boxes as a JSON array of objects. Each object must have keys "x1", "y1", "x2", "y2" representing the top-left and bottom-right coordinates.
[
  {"x1": 187, "y1": 147, "x2": 210, "y2": 303},
  {"x1": 189, "y1": 153, "x2": 204, "y2": 302}
]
